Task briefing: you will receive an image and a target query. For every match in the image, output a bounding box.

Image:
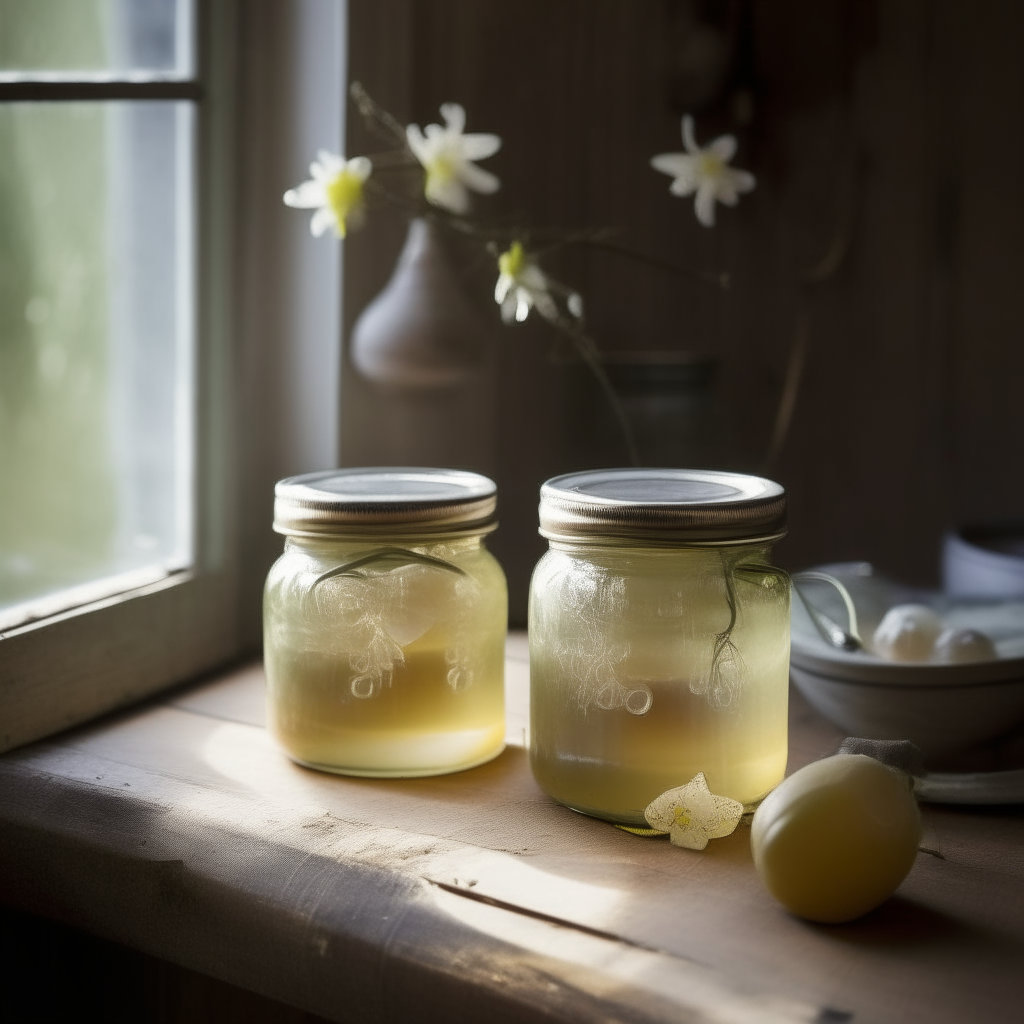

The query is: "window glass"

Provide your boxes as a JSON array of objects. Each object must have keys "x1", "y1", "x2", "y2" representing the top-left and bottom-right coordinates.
[
  {"x1": 0, "y1": 99, "x2": 193, "y2": 626},
  {"x1": 0, "y1": 0, "x2": 192, "y2": 76}
]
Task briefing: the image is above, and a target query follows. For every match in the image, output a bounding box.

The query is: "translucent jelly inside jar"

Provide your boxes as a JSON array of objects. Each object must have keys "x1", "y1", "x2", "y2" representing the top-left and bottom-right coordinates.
[
  {"x1": 264, "y1": 538, "x2": 507, "y2": 777},
  {"x1": 529, "y1": 545, "x2": 790, "y2": 823}
]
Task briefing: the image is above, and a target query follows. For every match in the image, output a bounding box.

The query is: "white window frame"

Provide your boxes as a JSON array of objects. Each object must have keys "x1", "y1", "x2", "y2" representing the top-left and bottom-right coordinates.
[{"x1": 0, "y1": 0, "x2": 346, "y2": 753}]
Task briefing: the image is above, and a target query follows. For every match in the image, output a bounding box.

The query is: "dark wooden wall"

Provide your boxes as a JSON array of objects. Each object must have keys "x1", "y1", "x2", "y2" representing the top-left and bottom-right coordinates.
[{"x1": 342, "y1": 0, "x2": 1024, "y2": 623}]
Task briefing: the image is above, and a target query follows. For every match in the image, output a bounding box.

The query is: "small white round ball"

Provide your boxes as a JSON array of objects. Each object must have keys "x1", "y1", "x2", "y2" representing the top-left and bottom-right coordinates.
[
  {"x1": 871, "y1": 604, "x2": 943, "y2": 662},
  {"x1": 933, "y1": 626, "x2": 997, "y2": 663}
]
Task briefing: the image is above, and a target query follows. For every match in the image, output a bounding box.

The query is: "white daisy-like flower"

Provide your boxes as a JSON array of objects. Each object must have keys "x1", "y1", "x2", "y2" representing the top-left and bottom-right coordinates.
[
  {"x1": 650, "y1": 116, "x2": 755, "y2": 228},
  {"x1": 493, "y1": 242, "x2": 562, "y2": 324},
  {"x1": 644, "y1": 772, "x2": 744, "y2": 850},
  {"x1": 406, "y1": 103, "x2": 501, "y2": 214},
  {"x1": 283, "y1": 151, "x2": 372, "y2": 238}
]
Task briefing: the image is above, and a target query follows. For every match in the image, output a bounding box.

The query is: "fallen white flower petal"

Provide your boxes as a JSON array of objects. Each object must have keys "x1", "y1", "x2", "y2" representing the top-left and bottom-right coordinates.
[
  {"x1": 284, "y1": 151, "x2": 372, "y2": 238},
  {"x1": 650, "y1": 116, "x2": 755, "y2": 228},
  {"x1": 407, "y1": 102, "x2": 501, "y2": 214},
  {"x1": 644, "y1": 772, "x2": 744, "y2": 850}
]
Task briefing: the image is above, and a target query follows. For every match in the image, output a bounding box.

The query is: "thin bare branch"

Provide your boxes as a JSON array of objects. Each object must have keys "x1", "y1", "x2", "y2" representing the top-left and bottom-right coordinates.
[
  {"x1": 763, "y1": 305, "x2": 809, "y2": 473},
  {"x1": 577, "y1": 238, "x2": 730, "y2": 289},
  {"x1": 350, "y1": 81, "x2": 409, "y2": 148},
  {"x1": 764, "y1": 142, "x2": 860, "y2": 470}
]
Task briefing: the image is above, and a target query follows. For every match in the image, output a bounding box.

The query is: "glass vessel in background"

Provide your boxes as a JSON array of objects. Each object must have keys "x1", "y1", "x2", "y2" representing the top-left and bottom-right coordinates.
[
  {"x1": 264, "y1": 468, "x2": 507, "y2": 777},
  {"x1": 529, "y1": 468, "x2": 790, "y2": 823},
  {"x1": 562, "y1": 351, "x2": 737, "y2": 470}
]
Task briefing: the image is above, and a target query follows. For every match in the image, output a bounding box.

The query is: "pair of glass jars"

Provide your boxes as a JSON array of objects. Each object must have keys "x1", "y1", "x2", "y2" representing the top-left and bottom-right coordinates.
[{"x1": 263, "y1": 466, "x2": 790, "y2": 823}]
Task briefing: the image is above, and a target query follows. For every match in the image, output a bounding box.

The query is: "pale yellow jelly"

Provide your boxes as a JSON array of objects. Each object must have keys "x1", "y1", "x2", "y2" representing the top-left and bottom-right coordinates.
[
  {"x1": 264, "y1": 536, "x2": 506, "y2": 776},
  {"x1": 529, "y1": 543, "x2": 790, "y2": 823}
]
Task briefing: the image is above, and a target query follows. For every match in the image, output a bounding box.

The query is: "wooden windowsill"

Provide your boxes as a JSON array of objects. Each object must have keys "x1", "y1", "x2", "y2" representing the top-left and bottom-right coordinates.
[{"x1": 1, "y1": 634, "x2": 1022, "y2": 1023}]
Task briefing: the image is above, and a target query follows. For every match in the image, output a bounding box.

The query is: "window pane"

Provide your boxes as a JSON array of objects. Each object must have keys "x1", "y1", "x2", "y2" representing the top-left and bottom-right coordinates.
[
  {"x1": 0, "y1": 100, "x2": 193, "y2": 626},
  {"x1": 0, "y1": 0, "x2": 192, "y2": 76}
]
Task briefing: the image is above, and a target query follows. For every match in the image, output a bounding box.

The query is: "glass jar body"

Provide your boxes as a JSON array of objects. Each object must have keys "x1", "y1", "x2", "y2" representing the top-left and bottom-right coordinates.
[
  {"x1": 264, "y1": 533, "x2": 507, "y2": 777},
  {"x1": 529, "y1": 541, "x2": 789, "y2": 823}
]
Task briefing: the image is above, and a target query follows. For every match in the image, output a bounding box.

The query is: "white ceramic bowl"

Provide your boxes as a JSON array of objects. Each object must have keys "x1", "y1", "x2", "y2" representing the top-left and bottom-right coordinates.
[{"x1": 790, "y1": 572, "x2": 1024, "y2": 759}]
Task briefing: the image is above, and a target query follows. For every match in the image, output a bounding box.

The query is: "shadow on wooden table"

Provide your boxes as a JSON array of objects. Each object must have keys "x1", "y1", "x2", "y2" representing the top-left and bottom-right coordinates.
[{"x1": 810, "y1": 895, "x2": 1011, "y2": 951}]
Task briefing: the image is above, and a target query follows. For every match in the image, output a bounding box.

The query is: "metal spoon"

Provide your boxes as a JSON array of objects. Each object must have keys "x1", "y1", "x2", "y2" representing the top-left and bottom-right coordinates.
[{"x1": 792, "y1": 571, "x2": 863, "y2": 652}]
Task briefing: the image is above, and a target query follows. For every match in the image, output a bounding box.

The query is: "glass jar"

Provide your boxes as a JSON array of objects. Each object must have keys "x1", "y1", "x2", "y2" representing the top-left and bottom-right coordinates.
[
  {"x1": 529, "y1": 469, "x2": 790, "y2": 823},
  {"x1": 264, "y1": 468, "x2": 507, "y2": 777}
]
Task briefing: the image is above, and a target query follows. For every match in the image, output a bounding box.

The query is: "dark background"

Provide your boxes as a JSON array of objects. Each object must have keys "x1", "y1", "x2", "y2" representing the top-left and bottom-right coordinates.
[
  {"x1": 0, "y1": 904, "x2": 331, "y2": 1023},
  {"x1": 340, "y1": 0, "x2": 1024, "y2": 624}
]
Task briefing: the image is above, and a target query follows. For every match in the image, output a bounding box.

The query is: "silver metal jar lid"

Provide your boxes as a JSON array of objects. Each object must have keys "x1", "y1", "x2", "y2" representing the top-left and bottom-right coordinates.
[
  {"x1": 538, "y1": 468, "x2": 786, "y2": 545},
  {"x1": 274, "y1": 467, "x2": 497, "y2": 538}
]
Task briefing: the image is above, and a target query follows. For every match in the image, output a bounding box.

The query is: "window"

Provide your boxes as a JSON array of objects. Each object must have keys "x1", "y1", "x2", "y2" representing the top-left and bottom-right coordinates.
[
  {"x1": 0, "y1": 0, "x2": 352, "y2": 752},
  {"x1": 1, "y1": 0, "x2": 197, "y2": 631}
]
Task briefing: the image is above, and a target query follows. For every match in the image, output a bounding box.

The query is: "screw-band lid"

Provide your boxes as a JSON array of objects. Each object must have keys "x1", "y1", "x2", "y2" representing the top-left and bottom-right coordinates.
[
  {"x1": 539, "y1": 468, "x2": 786, "y2": 545},
  {"x1": 274, "y1": 467, "x2": 497, "y2": 538}
]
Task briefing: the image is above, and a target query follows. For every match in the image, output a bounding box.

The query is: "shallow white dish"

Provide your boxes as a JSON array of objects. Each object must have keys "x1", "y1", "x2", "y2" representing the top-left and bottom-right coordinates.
[{"x1": 790, "y1": 566, "x2": 1024, "y2": 759}]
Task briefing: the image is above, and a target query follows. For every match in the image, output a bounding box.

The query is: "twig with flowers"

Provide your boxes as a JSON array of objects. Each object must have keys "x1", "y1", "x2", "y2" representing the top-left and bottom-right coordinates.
[{"x1": 284, "y1": 83, "x2": 758, "y2": 467}]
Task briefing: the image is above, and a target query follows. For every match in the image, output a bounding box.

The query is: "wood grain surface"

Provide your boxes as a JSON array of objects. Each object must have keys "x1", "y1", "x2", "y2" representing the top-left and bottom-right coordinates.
[{"x1": 2, "y1": 639, "x2": 1022, "y2": 1023}]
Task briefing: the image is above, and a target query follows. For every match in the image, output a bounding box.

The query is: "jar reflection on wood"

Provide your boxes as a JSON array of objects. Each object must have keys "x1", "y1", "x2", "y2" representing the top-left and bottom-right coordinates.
[
  {"x1": 528, "y1": 469, "x2": 790, "y2": 823},
  {"x1": 264, "y1": 468, "x2": 507, "y2": 778}
]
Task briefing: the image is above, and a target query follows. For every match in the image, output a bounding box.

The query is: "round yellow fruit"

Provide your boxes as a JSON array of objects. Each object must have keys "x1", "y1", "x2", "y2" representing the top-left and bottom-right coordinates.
[{"x1": 751, "y1": 754, "x2": 921, "y2": 923}]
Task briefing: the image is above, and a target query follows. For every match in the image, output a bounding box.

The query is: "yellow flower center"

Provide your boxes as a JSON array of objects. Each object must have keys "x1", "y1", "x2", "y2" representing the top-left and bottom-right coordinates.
[
  {"x1": 698, "y1": 152, "x2": 724, "y2": 180},
  {"x1": 325, "y1": 168, "x2": 365, "y2": 238},
  {"x1": 672, "y1": 806, "x2": 692, "y2": 828},
  {"x1": 498, "y1": 241, "x2": 525, "y2": 280},
  {"x1": 426, "y1": 153, "x2": 458, "y2": 192}
]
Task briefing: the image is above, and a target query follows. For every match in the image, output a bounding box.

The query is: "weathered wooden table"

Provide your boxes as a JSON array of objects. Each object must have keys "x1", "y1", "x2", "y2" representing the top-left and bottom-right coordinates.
[{"x1": 1, "y1": 635, "x2": 1022, "y2": 1023}]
